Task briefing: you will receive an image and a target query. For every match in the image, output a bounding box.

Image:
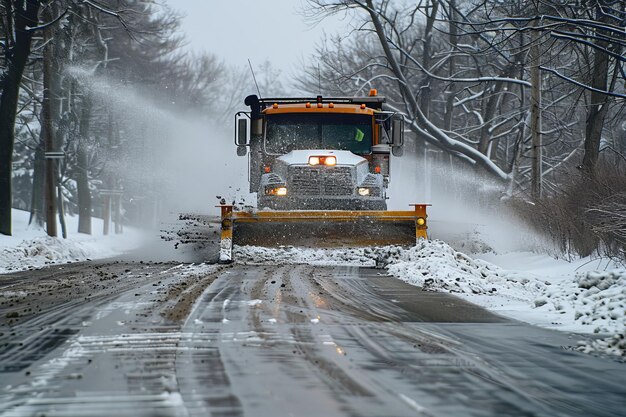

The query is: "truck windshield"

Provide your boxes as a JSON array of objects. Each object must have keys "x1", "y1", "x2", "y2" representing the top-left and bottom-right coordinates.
[{"x1": 265, "y1": 113, "x2": 373, "y2": 154}]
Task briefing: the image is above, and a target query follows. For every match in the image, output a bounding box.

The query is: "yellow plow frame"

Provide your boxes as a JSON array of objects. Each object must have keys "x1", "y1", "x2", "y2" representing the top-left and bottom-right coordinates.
[{"x1": 218, "y1": 204, "x2": 429, "y2": 263}]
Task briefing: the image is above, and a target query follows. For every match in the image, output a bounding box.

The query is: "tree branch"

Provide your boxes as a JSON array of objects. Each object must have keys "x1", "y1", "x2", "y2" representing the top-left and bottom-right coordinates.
[{"x1": 539, "y1": 65, "x2": 626, "y2": 100}]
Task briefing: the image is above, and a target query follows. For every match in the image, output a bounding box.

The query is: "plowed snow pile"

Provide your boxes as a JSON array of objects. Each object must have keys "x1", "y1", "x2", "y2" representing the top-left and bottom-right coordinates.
[
  {"x1": 379, "y1": 241, "x2": 546, "y2": 298},
  {"x1": 1, "y1": 236, "x2": 92, "y2": 272},
  {"x1": 0, "y1": 209, "x2": 143, "y2": 274},
  {"x1": 236, "y1": 241, "x2": 625, "y2": 359},
  {"x1": 540, "y1": 270, "x2": 626, "y2": 358}
]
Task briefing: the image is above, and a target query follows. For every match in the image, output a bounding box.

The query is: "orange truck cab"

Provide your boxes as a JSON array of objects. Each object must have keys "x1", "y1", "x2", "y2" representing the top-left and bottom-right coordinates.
[{"x1": 234, "y1": 92, "x2": 405, "y2": 210}]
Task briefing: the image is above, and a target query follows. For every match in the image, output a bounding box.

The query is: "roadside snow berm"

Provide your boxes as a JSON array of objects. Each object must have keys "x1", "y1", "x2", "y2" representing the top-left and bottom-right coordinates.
[{"x1": 219, "y1": 91, "x2": 429, "y2": 262}]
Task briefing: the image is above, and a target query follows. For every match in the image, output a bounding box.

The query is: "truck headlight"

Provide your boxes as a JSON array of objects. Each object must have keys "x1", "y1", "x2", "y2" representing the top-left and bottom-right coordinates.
[
  {"x1": 324, "y1": 156, "x2": 337, "y2": 166},
  {"x1": 265, "y1": 186, "x2": 288, "y2": 196},
  {"x1": 308, "y1": 155, "x2": 337, "y2": 166},
  {"x1": 357, "y1": 187, "x2": 370, "y2": 196}
]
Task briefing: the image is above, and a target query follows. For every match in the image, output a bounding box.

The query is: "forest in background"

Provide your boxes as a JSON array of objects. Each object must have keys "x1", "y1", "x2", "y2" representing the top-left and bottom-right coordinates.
[
  {"x1": 1, "y1": 0, "x2": 285, "y2": 237},
  {"x1": 1, "y1": 0, "x2": 625, "y2": 261},
  {"x1": 303, "y1": 0, "x2": 625, "y2": 260}
]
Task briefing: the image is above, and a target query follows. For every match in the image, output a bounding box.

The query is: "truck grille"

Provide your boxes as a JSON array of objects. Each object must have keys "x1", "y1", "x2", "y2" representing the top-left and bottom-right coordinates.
[{"x1": 290, "y1": 166, "x2": 354, "y2": 196}]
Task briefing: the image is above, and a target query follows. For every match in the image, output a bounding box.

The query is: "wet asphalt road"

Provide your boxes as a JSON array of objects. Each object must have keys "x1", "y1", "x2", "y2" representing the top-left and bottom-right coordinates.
[{"x1": 1, "y1": 263, "x2": 625, "y2": 417}]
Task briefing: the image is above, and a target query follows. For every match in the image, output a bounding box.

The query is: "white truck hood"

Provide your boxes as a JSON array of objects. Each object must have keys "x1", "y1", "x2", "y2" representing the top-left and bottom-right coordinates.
[{"x1": 277, "y1": 150, "x2": 365, "y2": 166}]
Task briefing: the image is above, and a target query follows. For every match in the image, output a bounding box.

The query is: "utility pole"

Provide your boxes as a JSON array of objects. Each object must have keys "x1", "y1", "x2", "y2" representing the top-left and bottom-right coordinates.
[
  {"x1": 530, "y1": 19, "x2": 542, "y2": 201},
  {"x1": 43, "y1": 26, "x2": 57, "y2": 237}
]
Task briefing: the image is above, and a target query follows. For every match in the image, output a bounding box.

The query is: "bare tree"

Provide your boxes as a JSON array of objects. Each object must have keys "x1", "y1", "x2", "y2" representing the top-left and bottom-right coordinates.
[
  {"x1": 0, "y1": 0, "x2": 41, "y2": 235},
  {"x1": 0, "y1": 0, "x2": 137, "y2": 235},
  {"x1": 2, "y1": 0, "x2": 216, "y2": 236},
  {"x1": 304, "y1": 0, "x2": 625, "y2": 197},
  {"x1": 305, "y1": 0, "x2": 537, "y2": 181},
  {"x1": 451, "y1": 0, "x2": 626, "y2": 176}
]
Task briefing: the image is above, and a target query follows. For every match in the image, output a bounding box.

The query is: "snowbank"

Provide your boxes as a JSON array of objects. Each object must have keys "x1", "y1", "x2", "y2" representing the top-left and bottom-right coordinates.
[
  {"x1": 540, "y1": 269, "x2": 626, "y2": 359},
  {"x1": 380, "y1": 241, "x2": 546, "y2": 299},
  {"x1": 0, "y1": 209, "x2": 143, "y2": 274},
  {"x1": 235, "y1": 241, "x2": 625, "y2": 360},
  {"x1": 536, "y1": 269, "x2": 626, "y2": 335},
  {"x1": 382, "y1": 242, "x2": 625, "y2": 360}
]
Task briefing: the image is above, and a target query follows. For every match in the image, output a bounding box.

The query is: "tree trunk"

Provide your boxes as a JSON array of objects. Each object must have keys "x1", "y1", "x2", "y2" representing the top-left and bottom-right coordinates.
[
  {"x1": 478, "y1": 81, "x2": 505, "y2": 156},
  {"x1": 418, "y1": 0, "x2": 439, "y2": 119},
  {"x1": 530, "y1": 22, "x2": 542, "y2": 200},
  {"x1": 443, "y1": 0, "x2": 457, "y2": 132},
  {"x1": 77, "y1": 97, "x2": 92, "y2": 234},
  {"x1": 103, "y1": 195, "x2": 111, "y2": 235},
  {"x1": 29, "y1": 119, "x2": 46, "y2": 227},
  {"x1": 114, "y1": 195, "x2": 122, "y2": 234},
  {"x1": 413, "y1": 1, "x2": 439, "y2": 199},
  {"x1": 581, "y1": 1, "x2": 611, "y2": 176},
  {"x1": 0, "y1": 0, "x2": 41, "y2": 235},
  {"x1": 57, "y1": 181, "x2": 67, "y2": 239}
]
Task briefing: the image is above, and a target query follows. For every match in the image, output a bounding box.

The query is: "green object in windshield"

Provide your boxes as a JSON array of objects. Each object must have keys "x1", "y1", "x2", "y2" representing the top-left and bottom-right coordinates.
[{"x1": 354, "y1": 128, "x2": 365, "y2": 142}]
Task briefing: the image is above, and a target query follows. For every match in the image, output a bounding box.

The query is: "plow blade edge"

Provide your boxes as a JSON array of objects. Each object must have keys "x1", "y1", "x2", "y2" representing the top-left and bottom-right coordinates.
[{"x1": 218, "y1": 206, "x2": 429, "y2": 263}]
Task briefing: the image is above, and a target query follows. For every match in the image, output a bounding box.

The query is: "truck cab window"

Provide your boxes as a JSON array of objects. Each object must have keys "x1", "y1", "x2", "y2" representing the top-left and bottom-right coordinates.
[{"x1": 265, "y1": 113, "x2": 372, "y2": 155}]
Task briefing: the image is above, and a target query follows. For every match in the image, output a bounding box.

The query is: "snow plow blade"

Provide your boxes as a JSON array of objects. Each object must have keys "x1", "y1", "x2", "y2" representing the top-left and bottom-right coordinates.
[{"x1": 218, "y1": 205, "x2": 429, "y2": 263}]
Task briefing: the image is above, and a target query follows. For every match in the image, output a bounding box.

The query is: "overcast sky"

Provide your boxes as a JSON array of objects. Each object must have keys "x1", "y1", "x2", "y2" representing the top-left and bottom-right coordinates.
[{"x1": 166, "y1": 0, "x2": 353, "y2": 73}]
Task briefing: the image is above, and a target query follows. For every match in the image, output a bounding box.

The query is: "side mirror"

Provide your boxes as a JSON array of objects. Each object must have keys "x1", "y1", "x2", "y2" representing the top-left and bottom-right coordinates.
[
  {"x1": 236, "y1": 117, "x2": 249, "y2": 146},
  {"x1": 236, "y1": 145, "x2": 247, "y2": 156},
  {"x1": 391, "y1": 117, "x2": 404, "y2": 147}
]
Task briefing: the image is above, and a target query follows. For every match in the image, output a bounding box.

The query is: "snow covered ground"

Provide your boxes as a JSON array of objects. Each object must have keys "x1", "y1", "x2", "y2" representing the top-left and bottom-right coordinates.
[
  {"x1": 0, "y1": 209, "x2": 144, "y2": 274},
  {"x1": 236, "y1": 242, "x2": 625, "y2": 360}
]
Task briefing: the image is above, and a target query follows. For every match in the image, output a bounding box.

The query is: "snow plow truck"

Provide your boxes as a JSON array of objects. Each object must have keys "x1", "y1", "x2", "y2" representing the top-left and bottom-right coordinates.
[{"x1": 218, "y1": 90, "x2": 429, "y2": 262}]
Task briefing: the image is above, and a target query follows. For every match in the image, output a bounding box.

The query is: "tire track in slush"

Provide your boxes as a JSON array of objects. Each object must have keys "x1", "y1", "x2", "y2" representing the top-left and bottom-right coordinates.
[
  {"x1": 0, "y1": 263, "x2": 221, "y2": 417},
  {"x1": 3, "y1": 262, "x2": 624, "y2": 417}
]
